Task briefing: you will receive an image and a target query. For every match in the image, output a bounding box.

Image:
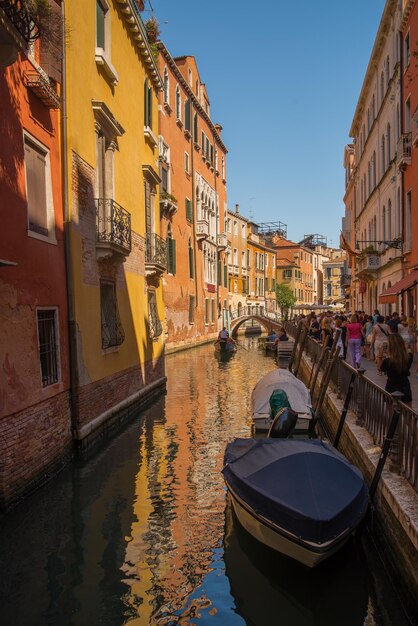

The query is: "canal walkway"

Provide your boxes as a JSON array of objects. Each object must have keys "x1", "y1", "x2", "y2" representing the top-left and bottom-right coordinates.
[{"x1": 354, "y1": 351, "x2": 418, "y2": 412}]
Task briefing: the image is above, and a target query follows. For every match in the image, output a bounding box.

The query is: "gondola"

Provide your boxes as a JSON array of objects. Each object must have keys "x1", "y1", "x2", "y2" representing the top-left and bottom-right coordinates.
[
  {"x1": 222, "y1": 437, "x2": 368, "y2": 568},
  {"x1": 214, "y1": 339, "x2": 237, "y2": 354}
]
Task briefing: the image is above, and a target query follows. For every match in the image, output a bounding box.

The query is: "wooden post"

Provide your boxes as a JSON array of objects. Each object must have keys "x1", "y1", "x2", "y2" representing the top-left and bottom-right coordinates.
[
  {"x1": 334, "y1": 371, "x2": 356, "y2": 449},
  {"x1": 288, "y1": 321, "x2": 303, "y2": 373},
  {"x1": 293, "y1": 324, "x2": 308, "y2": 377}
]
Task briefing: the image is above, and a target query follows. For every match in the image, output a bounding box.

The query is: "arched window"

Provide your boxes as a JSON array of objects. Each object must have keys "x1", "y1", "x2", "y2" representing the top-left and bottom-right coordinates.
[
  {"x1": 166, "y1": 224, "x2": 176, "y2": 275},
  {"x1": 387, "y1": 199, "x2": 392, "y2": 239},
  {"x1": 163, "y1": 68, "x2": 169, "y2": 104},
  {"x1": 380, "y1": 71, "x2": 384, "y2": 103},
  {"x1": 372, "y1": 151, "x2": 376, "y2": 188},
  {"x1": 386, "y1": 56, "x2": 390, "y2": 87},
  {"x1": 386, "y1": 124, "x2": 391, "y2": 165},
  {"x1": 382, "y1": 205, "x2": 386, "y2": 241},
  {"x1": 381, "y1": 135, "x2": 386, "y2": 176},
  {"x1": 397, "y1": 187, "x2": 401, "y2": 236}
]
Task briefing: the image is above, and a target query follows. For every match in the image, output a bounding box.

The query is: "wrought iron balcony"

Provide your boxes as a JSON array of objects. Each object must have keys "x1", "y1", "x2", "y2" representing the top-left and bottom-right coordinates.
[
  {"x1": 0, "y1": 0, "x2": 40, "y2": 44},
  {"x1": 96, "y1": 198, "x2": 131, "y2": 260},
  {"x1": 23, "y1": 70, "x2": 60, "y2": 108},
  {"x1": 196, "y1": 219, "x2": 209, "y2": 241},
  {"x1": 397, "y1": 133, "x2": 411, "y2": 170},
  {"x1": 340, "y1": 273, "x2": 351, "y2": 287},
  {"x1": 217, "y1": 232, "x2": 228, "y2": 250},
  {"x1": 145, "y1": 232, "x2": 166, "y2": 278}
]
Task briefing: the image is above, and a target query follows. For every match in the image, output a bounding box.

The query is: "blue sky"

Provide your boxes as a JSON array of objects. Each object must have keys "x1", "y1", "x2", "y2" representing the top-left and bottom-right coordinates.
[{"x1": 148, "y1": 0, "x2": 384, "y2": 247}]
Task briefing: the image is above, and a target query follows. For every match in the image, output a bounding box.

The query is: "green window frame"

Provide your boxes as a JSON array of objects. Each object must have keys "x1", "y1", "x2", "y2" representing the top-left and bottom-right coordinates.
[
  {"x1": 166, "y1": 236, "x2": 176, "y2": 274},
  {"x1": 186, "y1": 198, "x2": 193, "y2": 222}
]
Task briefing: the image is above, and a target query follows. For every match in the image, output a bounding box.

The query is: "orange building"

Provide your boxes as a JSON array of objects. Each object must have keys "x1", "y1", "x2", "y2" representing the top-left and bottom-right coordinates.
[
  {"x1": 397, "y1": 0, "x2": 418, "y2": 317},
  {"x1": 272, "y1": 236, "x2": 314, "y2": 311},
  {"x1": 0, "y1": 0, "x2": 71, "y2": 508},
  {"x1": 157, "y1": 43, "x2": 229, "y2": 351},
  {"x1": 246, "y1": 222, "x2": 278, "y2": 315}
]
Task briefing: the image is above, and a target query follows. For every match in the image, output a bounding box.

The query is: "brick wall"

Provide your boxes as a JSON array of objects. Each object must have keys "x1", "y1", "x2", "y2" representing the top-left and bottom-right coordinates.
[{"x1": 0, "y1": 391, "x2": 72, "y2": 510}]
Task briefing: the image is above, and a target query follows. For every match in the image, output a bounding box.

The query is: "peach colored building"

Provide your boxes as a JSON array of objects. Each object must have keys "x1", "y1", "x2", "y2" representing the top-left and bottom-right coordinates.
[
  {"x1": 157, "y1": 43, "x2": 228, "y2": 351},
  {"x1": 0, "y1": 0, "x2": 71, "y2": 508},
  {"x1": 226, "y1": 205, "x2": 249, "y2": 316},
  {"x1": 271, "y1": 237, "x2": 314, "y2": 311},
  {"x1": 246, "y1": 222, "x2": 278, "y2": 315}
]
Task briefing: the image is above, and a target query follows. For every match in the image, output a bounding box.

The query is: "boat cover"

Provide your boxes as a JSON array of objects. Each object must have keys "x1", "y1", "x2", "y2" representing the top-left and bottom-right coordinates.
[
  {"x1": 222, "y1": 438, "x2": 368, "y2": 544},
  {"x1": 252, "y1": 369, "x2": 312, "y2": 417}
]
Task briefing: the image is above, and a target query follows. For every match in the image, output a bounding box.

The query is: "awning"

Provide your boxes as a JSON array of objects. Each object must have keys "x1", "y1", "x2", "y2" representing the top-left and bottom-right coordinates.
[{"x1": 378, "y1": 269, "x2": 418, "y2": 304}]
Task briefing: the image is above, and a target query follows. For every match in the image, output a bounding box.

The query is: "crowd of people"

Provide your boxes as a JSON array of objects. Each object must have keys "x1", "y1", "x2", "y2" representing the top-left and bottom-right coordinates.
[{"x1": 294, "y1": 310, "x2": 416, "y2": 406}]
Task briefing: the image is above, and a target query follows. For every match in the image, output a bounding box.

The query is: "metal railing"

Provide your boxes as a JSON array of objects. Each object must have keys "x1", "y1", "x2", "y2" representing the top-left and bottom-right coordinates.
[
  {"x1": 96, "y1": 198, "x2": 131, "y2": 253},
  {"x1": 285, "y1": 322, "x2": 418, "y2": 491},
  {"x1": 230, "y1": 305, "x2": 281, "y2": 323},
  {"x1": 145, "y1": 232, "x2": 166, "y2": 269},
  {"x1": 397, "y1": 132, "x2": 412, "y2": 166},
  {"x1": 0, "y1": 0, "x2": 40, "y2": 43}
]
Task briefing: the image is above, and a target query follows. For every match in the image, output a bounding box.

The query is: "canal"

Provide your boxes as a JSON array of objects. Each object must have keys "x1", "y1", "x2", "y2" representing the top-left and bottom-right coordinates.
[{"x1": 0, "y1": 337, "x2": 411, "y2": 625}]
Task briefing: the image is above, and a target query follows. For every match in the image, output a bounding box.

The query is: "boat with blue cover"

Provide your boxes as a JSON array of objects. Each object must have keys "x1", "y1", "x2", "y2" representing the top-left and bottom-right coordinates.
[{"x1": 222, "y1": 438, "x2": 369, "y2": 567}]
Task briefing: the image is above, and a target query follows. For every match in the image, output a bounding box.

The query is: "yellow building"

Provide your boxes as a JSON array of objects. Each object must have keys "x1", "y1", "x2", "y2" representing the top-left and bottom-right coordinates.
[
  {"x1": 246, "y1": 221, "x2": 278, "y2": 315},
  {"x1": 64, "y1": 0, "x2": 165, "y2": 444},
  {"x1": 226, "y1": 204, "x2": 250, "y2": 316}
]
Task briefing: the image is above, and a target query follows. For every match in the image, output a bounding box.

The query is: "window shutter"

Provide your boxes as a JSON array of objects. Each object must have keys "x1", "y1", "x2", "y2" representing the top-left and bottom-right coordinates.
[
  {"x1": 185, "y1": 98, "x2": 191, "y2": 131},
  {"x1": 166, "y1": 237, "x2": 172, "y2": 272},
  {"x1": 186, "y1": 198, "x2": 193, "y2": 221},
  {"x1": 193, "y1": 114, "x2": 198, "y2": 140},
  {"x1": 217, "y1": 261, "x2": 221, "y2": 285},
  {"x1": 189, "y1": 246, "x2": 194, "y2": 278},
  {"x1": 224, "y1": 263, "x2": 227, "y2": 287},
  {"x1": 172, "y1": 239, "x2": 176, "y2": 274},
  {"x1": 148, "y1": 84, "x2": 152, "y2": 128},
  {"x1": 144, "y1": 80, "x2": 149, "y2": 126}
]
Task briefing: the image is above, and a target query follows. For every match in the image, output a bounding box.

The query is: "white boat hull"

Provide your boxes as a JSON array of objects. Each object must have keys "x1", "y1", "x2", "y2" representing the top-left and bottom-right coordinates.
[
  {"x1": 228, "y1": 489, "x2": 350, "y2": 568},
  {"x1": 253, "y1": 413, "x2": 312, "y2": 434}
]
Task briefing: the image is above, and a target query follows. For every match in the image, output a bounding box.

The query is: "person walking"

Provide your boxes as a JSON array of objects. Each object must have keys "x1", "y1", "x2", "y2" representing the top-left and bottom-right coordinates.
[
  {"x1": 321, "y1": 316, "x2": 333, "y2": 349},
  {"x1": 379, "y1": 333, "x2": 413, "y2": 406},
  {"x1": 398, "y1": 315, "x2": 414, "y2": 352},
  {"x1": 346, "y1": 314, "x2": 365, "y2": 369},
  {"x1": 363, "y1": 315, "x2": 375, "y2": 361},
  {"x1": 370, "y1": 315, "x2": 391, "y2": 372}
]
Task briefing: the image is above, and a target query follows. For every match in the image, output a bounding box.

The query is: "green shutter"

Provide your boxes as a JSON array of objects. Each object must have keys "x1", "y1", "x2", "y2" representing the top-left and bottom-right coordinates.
[
  {"x1": 217, "y1": 261, "x2": 221, "y2": 285},
  {"x1": 189, "y1": 246, "x2": 194, "y2": 278},
  {"x1": 186, "y1": 198, "x2": 193, "y2": 222},
  {"x1": 172, "y1": 239, "x2": 176, "y2": 275},
  {"x1": 224, "y1": 263, "x2": 227, "y2": 287},
  {"x1": 144, "y1": 79, "x2": 148, "y2": 126}
]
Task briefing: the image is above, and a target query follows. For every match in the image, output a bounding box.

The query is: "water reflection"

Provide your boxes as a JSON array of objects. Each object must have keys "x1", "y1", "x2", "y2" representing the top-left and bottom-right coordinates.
[{"x1": 0, "y1": 338, "x2": 408, "y2": 625}]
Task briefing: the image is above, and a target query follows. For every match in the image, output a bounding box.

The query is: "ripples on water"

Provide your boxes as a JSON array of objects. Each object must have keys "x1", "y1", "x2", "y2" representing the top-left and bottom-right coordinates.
[{"x1": 0, "y1": 337, "x2": 408, "y2": 625}]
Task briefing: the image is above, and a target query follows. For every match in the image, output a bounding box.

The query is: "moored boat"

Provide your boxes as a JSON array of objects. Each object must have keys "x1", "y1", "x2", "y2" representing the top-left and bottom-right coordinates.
[
  {"x1": 222, "y1": 438, "x2": 369, "y2": 568},
  {"x1": 251, "y1": 368, "x2": 312, "y2": 435},
  {"x1": 214, "y1": 339, "x2": 237, "y2": 354}
]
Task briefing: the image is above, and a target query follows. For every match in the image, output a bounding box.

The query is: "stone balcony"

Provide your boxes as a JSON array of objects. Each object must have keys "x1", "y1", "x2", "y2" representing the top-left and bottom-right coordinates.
[{"x1": 196, "y1": 219, "x2": 209, "y2": 241}]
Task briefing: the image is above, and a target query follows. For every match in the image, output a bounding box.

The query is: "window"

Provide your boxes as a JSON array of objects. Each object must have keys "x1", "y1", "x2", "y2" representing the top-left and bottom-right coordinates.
[
  {"x1": 100, "y1": 280, "x2": 125, "y2": 349},
  {"x1": 185, "y1": 197, "x2": 193, "y2": 221},
  {"x1": 144, "y1": 78, "x2": 152, "y2": 129},
  {"x1": 161, "y1": 163, "x2": 168, "y2": 193},
  {"x1": 385, "y1": 56, "x2": 390, "y2": 87},
  {"x1": 188, "y1": 68, "x2": 192, "y2": 86},
  {"x1": 387, "y1": 199, "x2": 392, "y2": 240},
  {"x1": 221, "y1": 156, "x2": 225, "y2": 180},
  {"x1": 184, "y1": 98, "x2": 191, "y2": 132},
  {"x1": 406, "y1": 191, "x2": 412, "y2": 252},
  {"x1": 188, "y1": 239, "x2": 194, "y2": 278},
  {"x1": 189, "y1": 295, "x2": 195, "y2": 323},
  {"x1": 148, "y1": 290, "x2": 162, "y2": 338},
  {"x1": 37, "y1": 309, "x2": 59, "y2": 386},
  {"x1": 184, "y1": 151, "x2": 190, "y2": 174},
  {"x1": 234, "y1": 220, "x2": 238, "y2": 235},
  {"x1": 205, "y1": 298, "x2": 209, "y2": 324},
  {"x1": 211, "y1": 299, "x2": 215, "y2": 323},
  {"x1": 193, "y1": 113, "x2": 198, "y2": 141},
  {"x1": 96, "y1": 0, "x2": 107, "y2": 49},
  {"x1": 381, "y1": 135, "x2": 386, "y2": 176},
  {"x1": 24, "y1": 135, "x2": 55, "y2": 240},
  {"x1": 166, "y1": 227, "x2": 176, "y2": 274},
  {"x1": 380, "y1": 71, "x2": 384, "y2": 103},
  {"x1": 386, "y1": 124, "x2": 391, "y2": 165},
  {"x1": 241, "y1": 224, "x2": 246, "y2": 239},
  {"x1": 405, "y1": 31, "x2": 410, "y2": 67},
  {"x1": 163, "y1": 68, "x2": 169, "y2": 104},
  {"x1": 175, "y1": 85, "x2": 181, "y2": 121}
]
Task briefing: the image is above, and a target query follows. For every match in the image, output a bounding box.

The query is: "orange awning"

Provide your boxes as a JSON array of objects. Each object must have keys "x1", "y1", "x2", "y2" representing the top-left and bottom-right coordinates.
[{"x1": 378, "y1": 269, "x2": 418, "y2": 304}]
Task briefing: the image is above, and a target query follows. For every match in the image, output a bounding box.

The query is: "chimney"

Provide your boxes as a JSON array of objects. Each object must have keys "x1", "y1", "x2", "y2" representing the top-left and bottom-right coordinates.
[
  {"x1": 215, "y1": 123, "x2": 223, "y2": 136},
  {"x1": 235, "y1": 204, "x2": 239, "y2": 214}
]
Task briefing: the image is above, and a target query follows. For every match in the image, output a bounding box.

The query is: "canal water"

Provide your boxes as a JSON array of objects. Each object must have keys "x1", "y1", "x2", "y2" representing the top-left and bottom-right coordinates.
[{"x1": 0, "y1": 337, "x2": 410, "y2": 625}]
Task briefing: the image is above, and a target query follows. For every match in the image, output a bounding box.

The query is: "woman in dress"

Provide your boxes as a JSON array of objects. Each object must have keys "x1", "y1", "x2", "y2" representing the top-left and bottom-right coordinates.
[
  {"x1": 370, "y1": 315, "x2": 391, "y2": 372},
  {"x1": 321, "y1": 316, "x2": 333, "y2": 349},
  {"x1": 345, "y1": 314, "x2": 365, "y2": 369},
  {"x1": 379, "y1": 333, "x2": 413, "y2": 406}
]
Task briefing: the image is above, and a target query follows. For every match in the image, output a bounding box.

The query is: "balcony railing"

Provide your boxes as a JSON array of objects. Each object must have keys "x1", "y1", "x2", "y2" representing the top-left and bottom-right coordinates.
[
  {"x1": 217, "y1": 232, "x2": 228, "y2": 250},
  {"x1": 96, "y1": 198, "x2": 131, "y2": 257},
  {"x1": 196, "y1": 219, "x2": 209, "y2": 240},
  {"x1": 397, "y1": 133, "x2": 411, "y2": 170},
  {"x1": 356, "y1": 252, "x2": 380, "y2": 276},
  {"x1": 145, "y1": 232, "x2": 166, "y2": 276},
  {"x1": 241, "y1": 267, "x2": 247, "y2": 277},
  {"x1": 23, "y1": 71, "x2": 60, "y2": 108},
  {"x1": 0, "y1": 0, "x2": 40, "y2": 43}
]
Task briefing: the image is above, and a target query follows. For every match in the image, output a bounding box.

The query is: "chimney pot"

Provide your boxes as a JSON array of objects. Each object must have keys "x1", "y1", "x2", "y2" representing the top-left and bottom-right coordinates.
[{"x1": 235, "y1": 204, "x2": 239, "y2": 214}]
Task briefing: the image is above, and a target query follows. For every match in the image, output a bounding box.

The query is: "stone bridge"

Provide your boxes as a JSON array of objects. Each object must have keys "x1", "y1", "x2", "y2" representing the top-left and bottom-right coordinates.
[{"x1": 229, "y1": 306, "x2": 283, "y2": 336}]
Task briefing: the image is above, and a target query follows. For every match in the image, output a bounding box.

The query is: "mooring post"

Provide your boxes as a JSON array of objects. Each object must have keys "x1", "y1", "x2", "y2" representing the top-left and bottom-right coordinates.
[
  {"x1": 334, "y1": 370, "x2": 356, "y2": 449},
  {"x1": 369, "y1": 391, "x2": 403, "y2": 502},
  {"x1": 288, "y1": 321, "x2": 303, "y2": 373},
  {"x1": 293, "y1": 324, "x2": 308, "y2": 377},
  {"x1": 355, "y1": 368, "x2": 366, "y2": 426}
]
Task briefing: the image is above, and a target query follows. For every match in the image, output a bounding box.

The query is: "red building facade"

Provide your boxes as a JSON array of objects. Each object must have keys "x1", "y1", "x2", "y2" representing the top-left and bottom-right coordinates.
[{"x1": 0, "y1": 0, "x2": 71, "y2": 509}]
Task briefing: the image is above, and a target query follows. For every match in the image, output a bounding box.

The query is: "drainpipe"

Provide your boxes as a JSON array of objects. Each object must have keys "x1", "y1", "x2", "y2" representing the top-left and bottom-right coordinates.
[
  {"x1": 399, "y1": 29, "x2": 406, "y2": 315},
  {"x1": 61, "y1": 0, "x2": 79, "y2": 432},
  {"x1": 190, "y1": 105, "x2": 198, "y2": 308},
  {"x1": 213, "y1": 130, "x2": 220, "y2": 329}
]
